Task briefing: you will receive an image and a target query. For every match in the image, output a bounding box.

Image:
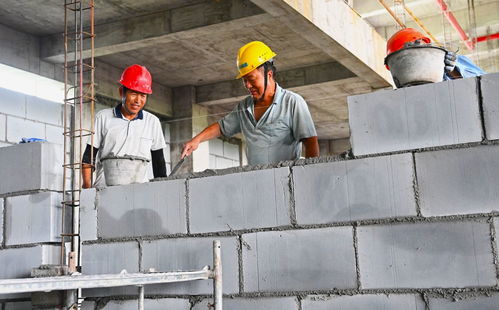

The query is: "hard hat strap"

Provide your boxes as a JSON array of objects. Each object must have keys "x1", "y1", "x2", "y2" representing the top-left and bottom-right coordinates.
[{"x1": 257, "y1": 62, "x2": 269, "y2": 102}]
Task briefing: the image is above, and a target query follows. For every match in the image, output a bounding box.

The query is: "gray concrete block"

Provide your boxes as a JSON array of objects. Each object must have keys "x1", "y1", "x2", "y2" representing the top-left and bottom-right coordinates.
[
  {"x1": 82, "y1": 242, "x2": 139, "y2": 297},
  {"x1": 358, "y1": 220, "x2": 496, "y2": 289},
  {"x1": 0, "y1": 142, "x2": 63, "y2": 195},
  {"x1": 348, "y1": 78, "x2": 482, "y2": 156},
  {"x1": 294, "y1": 154, "x2": 416, "y2": 224},
  {"x1": 242, "y1": 227, "x2": 356, "y2": 292},
  {"x1": 45, "y1": 124, "x2": 63, "y2": 145},
  {"x1": 26, "y1": 96, "x2": 63, "y2": 126},
  {"x1": 0, "y1": 245, "x2": 59, "y2": 279},
  {"x1": 80, "y1": 188, "x2": 97, "y2": 241},
  {"x1": 302, "y1": 294, "x2": 425, "y2": 310},
  {"x1": 141, "y1": 236, "x2": 239, "y2": 294},
  {"x1": 481, "y1": 72, "x2": 499, "y2": 140},
  {"x1": 97, "y1": 179, "x2": 187, "y2": 239},
  {"x1": 101, "y1": 298, "x2": 190, "y2": 310},
  {"x1": 0, "y1": 198, "x2": 3, "y2": 245},
  {"x1": 5, "y1": 192, "x2": 66, "y2": 245},
  {"x1": 428, "y1": 292, "x2": 499, "y2": 309},
  {"x1": 193, "y1": 297, "x2": 299, "y2": 310},
  {"x1": 189, "y1": 168, "x2": 291, "y2": 233},
  {"x1": 6, "y1": 116, "x2": 46, "y2": 143},
  {"x1": 416, "y1": 145, "x2": 499, "y2": 216},
  {"x1": 209, "y1": 139, "x2": 224, "y2": 157},
  {"x1": 4, "y1": 301, "x2": 32, "y2": 310},
  {"x1": 0, "y1": 114, "x2": 6, "y2": 141},
  {"x1": 0, "y1": 88, "x2": 26, "y2": 118},
  {"x1": 223, "y1": 142, "x2": 239, "y2": 160}
]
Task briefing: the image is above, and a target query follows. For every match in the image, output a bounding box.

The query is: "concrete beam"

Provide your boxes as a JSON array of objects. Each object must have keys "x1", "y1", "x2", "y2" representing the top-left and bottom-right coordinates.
[
  {"x1": 196, "y1": 61, "x2": 355, "y2": 106},
  {"x1": 41, "y1": 0, "x2": 266, "y2": 63},
  {"x1": 249, "y1": 0, "x2": 392, "y2": 88}
]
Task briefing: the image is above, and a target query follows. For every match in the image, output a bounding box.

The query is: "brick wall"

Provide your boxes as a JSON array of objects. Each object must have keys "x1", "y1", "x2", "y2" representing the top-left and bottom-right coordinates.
[{"x1": 1, "y1": 74, "x2": 499, "y2": 309}]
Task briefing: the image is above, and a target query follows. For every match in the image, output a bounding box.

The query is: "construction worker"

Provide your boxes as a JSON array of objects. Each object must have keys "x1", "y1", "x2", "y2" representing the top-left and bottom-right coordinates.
[
  {"x1": 181, "y1": 41, "x2": 319, "y2": 165},
  {"x1": 385, "y1": 28, "x2": 485, "y2": 87},
  {"x1": 82, "y1": 64, "x2": 167, "y2": 188}
]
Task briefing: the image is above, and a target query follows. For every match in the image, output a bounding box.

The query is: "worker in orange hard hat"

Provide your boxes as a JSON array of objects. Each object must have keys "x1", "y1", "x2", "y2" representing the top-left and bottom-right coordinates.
[
  {"x1": 82, "y1": 64, "x2": 167, "y2": 188},
  {"x1": 181, "y1": 41, "x2": 319, "y2": 165},
  {"x1": 385, "y1": 28, "x2": 485, "y2": 88}
]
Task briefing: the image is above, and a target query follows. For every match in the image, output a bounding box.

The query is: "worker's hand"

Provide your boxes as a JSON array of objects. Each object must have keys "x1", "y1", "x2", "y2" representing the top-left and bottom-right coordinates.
[
  {"x1": 181, "y1": 139, "x2": 200, "y2": 159},
  {"x1": 445, "y1": 51, "x2": 457, "y2": 74}
]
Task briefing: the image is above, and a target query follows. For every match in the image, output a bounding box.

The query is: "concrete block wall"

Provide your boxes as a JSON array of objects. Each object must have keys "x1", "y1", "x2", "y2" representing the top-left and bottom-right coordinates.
[
  {"x1": 3, "y1": 75, "x2": 499, "y2": 308},
  {"x1": 209, "y1": 138, "x2": 240, "y2": 169},
  {"x1": 0, "y1": 87, "x2": 64, "y2": 146}
]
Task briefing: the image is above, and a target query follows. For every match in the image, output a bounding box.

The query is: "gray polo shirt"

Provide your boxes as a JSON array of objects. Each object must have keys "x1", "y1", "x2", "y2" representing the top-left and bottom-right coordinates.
[{"x1": 218, "y1": 83, "x2": 317, "y2": 165}]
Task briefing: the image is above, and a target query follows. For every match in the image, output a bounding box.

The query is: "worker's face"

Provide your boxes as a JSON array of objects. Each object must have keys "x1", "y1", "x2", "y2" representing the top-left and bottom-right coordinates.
[
  {"x1": 122, "y1": 89, "x2": 147, "y2": 116},
  {"x1": 242, "y1": 67, "x2": 272, "y2": 100}
]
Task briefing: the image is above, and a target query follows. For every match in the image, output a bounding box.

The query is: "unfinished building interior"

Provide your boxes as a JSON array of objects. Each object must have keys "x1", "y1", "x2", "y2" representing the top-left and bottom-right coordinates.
[{"x1": 0, "y1": 0, "x2": 498, "y2": 309}]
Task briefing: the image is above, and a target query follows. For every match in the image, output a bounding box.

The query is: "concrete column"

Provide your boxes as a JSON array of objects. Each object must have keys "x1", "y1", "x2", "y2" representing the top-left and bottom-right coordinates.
[
  {"x1": 192, "y1": 103, "x2": 210, "y2": 172},
  {"x1": 171, "y1": 86, "x2": 194, "y2": 174}
]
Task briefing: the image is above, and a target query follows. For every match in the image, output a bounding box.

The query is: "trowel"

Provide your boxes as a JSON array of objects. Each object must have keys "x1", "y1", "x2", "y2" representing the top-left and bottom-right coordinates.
[{"x1": 169, "y1": 156, "x2": 185, "y2": 177}]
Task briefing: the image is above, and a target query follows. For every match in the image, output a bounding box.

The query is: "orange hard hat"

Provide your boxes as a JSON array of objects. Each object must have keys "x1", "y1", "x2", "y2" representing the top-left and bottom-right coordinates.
[
  {"x1": 119, "y1": 64, "x2": 153, "y2": 94},
  {"x1": 386, "y1": 28, "x2": 431, "y2": 55}
]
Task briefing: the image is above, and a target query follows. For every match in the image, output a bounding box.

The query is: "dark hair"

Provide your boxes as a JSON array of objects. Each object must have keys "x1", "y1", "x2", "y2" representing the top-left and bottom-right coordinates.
[{"x1": 258, "y1": 60, "x2": 277, "y2": 78}]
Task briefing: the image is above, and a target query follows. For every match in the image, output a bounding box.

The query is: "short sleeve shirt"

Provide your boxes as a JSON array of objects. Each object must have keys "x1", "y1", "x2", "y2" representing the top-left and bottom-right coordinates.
[
  {"x1": 218, "y1": 83, "x2": 317, "y2": 165},
  {"x1": 90, "y1": 104, "x2": 166, "y2": 187}
]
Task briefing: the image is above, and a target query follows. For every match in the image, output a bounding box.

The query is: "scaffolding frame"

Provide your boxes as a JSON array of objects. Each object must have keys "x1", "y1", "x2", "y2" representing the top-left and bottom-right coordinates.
[{"x1": 0, "y1": 241, "x2": 223, "y2": 310}]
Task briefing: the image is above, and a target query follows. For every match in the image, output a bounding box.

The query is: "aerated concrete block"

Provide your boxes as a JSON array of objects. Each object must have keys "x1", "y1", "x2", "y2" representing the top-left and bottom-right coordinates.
[
  {"x1": 6, "y1": 116, "x2": 45, "y2": 144},
  {"x1": 141, "y1": 236, "x2": 239, "y2": 294},
  {"x1": 26, "y1": 96, "x2": 63, "y2": 126},
  {"x1": 481, "y1": 72, "x2": 499, "y2": 140},
  {"x1": 0, "y1": 198, "x2": 3, "y2": 244},
  {"x1": 0, "y1": 245, "x2": 59, "y2": 279},
  {"x1": 348, "y1": 78, "x2": 482, "y2": 156},
  {"x1": 5, "y1": 192, "x2": 67, "y2": 245},
  {"x1": 293, "y1": 154, "x2": 416, "y2": 224},
  {"x1": 428, "y1": 292, "x2": 499, "y2": 309},
  {"x1": 0, "y1": 142, "x2": 63, "y2": 195},
  {"x1": 45, "y1": 124, "x2": 63, "y2": 145},
  {"x1": 82, "y1": 242, "x2": 139, "y2": 297},
  {"x1": 416, "y1": 145, "x2": 499, "y2": 216},
  {"x1": 0, "y1": 114, "x2": 6, "y2": 141},
  {"x1": 80, "y1": 188, "x2": 97, "y2": 241},
  {"x1": 97, "y1": 179, "x2": 186, "y2": 239},
  {"x1": 242, "y1": 227, "x2": 356, "y2": 292},
  {"x1": 302, "y1": 294, "x2": 425, "y2": 310},
  {"x1": 81, "y1": 301, "x2": 96, "y2": 310},
  {"x1": 193, "y1": 297, "x2": 299, "y2": 310},
  {"x1": 100, "y1": 299, "x2": 190, "y2": 310},
  {"x1": 358, "y1": 220, "x2": 496, "y2": 289},
  {"x1": 209, "y1": 139, "x2": 224, "y2": 157},
  {"x1": 189, "y1": 168, "x2": 291, "y2": 233},
  {"x1": 0, "y1": 88, "x2": 26, "y2": 118}
]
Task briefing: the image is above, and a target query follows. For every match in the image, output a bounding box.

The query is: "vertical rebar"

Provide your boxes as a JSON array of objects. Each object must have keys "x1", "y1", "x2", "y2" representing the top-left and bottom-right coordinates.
[{"x1": 213, "y1": 240, "x2": 222, "y2": 310}]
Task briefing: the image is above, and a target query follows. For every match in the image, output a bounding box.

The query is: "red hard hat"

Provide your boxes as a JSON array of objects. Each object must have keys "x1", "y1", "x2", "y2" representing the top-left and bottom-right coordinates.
[
  {"x1": 386, "y1": 28, "x2": 431, "y2": 55},
  {"x1": 119, "y1": 64, "x2": 153, "y2": 94}
]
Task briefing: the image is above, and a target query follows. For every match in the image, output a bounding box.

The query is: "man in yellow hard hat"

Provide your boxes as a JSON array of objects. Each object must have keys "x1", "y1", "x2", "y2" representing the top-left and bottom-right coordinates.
[{"x1": 182, "y1": 41, "x2": 319, "y2": 165}]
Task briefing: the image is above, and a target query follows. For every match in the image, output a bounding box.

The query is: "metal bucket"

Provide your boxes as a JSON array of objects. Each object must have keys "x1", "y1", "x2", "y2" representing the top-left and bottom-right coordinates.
[
  {"x1": 101, "y1": 155, "x2": 149, "y2": 186},
  {"x1": 385, "y1": 45, "x2": 447, "y2": 88}
]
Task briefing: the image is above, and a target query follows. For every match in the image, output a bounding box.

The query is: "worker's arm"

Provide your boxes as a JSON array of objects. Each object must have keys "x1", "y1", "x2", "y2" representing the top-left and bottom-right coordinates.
[
  {"x1": 151, "y1": 149, "x2": 167, "y2": 178},
  {"x1": 82, "y1": 144, "x2": 99, "y2": 189},
  {"x1": 181, "y1": 122, "x2": 222, "y2": 158},
  {"x1": 302, "y1": 136, "x2": 319, "y2": 158}
]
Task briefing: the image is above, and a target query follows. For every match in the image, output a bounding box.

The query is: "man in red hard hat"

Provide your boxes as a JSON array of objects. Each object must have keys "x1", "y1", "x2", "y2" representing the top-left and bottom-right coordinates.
[
  {"x1": 385, "y1": 28, "x2": 485, "y2": 87},
  {"x1": 82, "y1": 64, "x2": 167, "y2": 188}
]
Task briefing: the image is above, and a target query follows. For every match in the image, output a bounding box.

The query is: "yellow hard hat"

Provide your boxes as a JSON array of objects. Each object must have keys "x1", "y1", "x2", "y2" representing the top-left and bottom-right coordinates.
[{"x1": 236, "y1": 41, "x2": 277, "y2": 79}]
